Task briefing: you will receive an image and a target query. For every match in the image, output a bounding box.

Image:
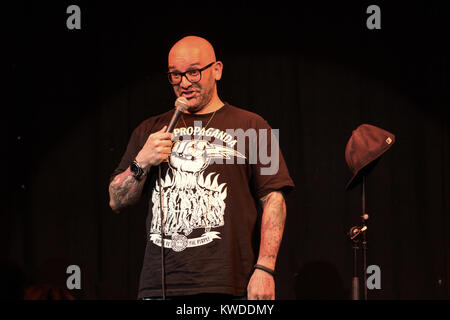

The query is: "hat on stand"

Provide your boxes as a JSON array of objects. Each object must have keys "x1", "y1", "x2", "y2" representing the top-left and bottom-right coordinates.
[{"x1": 345, "y1": 124, "x2": 395, "y2": 190}]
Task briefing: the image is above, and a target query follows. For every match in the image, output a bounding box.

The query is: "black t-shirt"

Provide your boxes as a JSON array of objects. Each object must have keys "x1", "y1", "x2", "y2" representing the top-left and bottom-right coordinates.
[{"x1": 111, "y1": 103, "x2": 295, "y2": 298}]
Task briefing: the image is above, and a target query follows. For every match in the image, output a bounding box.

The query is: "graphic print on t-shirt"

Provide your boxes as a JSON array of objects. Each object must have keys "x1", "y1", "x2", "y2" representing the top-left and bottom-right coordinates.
[{"x1": 150, "y1": 127, "x2": 246, "y2": 252}]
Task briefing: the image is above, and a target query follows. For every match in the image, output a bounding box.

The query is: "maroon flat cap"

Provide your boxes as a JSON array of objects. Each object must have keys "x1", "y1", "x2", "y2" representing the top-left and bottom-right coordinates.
[{"x1": 345, "y1": 124, "x2": 395, "y2": 190}]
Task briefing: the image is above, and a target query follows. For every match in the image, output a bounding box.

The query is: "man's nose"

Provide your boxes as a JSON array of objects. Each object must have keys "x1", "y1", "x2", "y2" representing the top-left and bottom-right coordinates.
[{"x1": 180, "y1": 75, "x2": 192, "y2": 88}]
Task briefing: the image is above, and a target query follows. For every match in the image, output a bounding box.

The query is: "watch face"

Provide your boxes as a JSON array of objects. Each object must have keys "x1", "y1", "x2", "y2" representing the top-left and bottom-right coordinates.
[{"x1": 131, "y1": 162, "x2": 142, "y2": 177}]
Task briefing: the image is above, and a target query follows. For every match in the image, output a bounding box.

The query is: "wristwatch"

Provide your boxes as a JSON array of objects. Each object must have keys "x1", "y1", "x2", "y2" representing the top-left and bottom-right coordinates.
[{"x1": 130, "y1": 160, "x2": 145, "y2": 180}]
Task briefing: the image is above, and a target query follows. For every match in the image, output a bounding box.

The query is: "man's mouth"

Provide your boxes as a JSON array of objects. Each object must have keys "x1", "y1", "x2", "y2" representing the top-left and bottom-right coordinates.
[{"x1": 180, "y1": 91, "x2": 196, "y2": 99}]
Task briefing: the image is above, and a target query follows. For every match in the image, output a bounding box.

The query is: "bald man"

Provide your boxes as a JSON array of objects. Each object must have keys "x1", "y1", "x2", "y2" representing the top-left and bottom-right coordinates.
[{"x1": 109, "y1": 36, "x2": 294, "y2": 300}]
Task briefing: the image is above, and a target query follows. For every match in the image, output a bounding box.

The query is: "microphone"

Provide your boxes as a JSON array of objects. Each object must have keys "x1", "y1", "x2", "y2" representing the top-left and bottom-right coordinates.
[
  {"x1": 166, "y1": 97, "x2": 189, "y2": 133},
  {"x1": 159, "y1": 97, "x2": 189, "y2": 299},
  {"x1": 349, "y1": 225, "x2": 367, "y2": 240}
]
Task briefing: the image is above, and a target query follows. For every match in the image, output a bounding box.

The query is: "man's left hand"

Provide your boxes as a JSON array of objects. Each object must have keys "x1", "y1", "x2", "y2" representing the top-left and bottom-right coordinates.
[{"x1": 247, "y1": 269, "x2": 275, "y2": 300}]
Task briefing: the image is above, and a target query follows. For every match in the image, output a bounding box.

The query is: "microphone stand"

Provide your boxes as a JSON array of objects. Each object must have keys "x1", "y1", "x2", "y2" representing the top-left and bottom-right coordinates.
[
  {"x1": 350, "y1": 230, "x2": 360, "y2": 300},
  {"x1": 361, "y1": 175, "x2": 368, "y2": 301},
  {"x1": 158, "y1": 165, "x2": 166, "y2": 300},
  {"x1": 348, "y1": 174, "x2": 369, "y2": 300},
  {"x1": 155, "y1": 99, "x2": 188, "y2": 300}
]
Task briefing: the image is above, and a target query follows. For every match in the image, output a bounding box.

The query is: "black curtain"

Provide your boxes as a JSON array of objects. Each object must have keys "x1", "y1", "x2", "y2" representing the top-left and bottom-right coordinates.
[{"x1": 4, "y1": 1, "x2": 449, "y2": 299}]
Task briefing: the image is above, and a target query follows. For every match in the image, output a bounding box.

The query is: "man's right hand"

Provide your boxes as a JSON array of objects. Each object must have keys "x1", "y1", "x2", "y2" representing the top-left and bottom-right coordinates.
[{"x1": 135, "y1": 125, "x2": 173, "y2": 169}]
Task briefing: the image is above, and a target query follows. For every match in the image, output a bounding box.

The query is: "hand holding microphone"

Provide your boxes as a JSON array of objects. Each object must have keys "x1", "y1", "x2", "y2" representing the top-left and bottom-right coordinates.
[{"x1": 135, "y1": 97, "x2": 190, "y2": 169}]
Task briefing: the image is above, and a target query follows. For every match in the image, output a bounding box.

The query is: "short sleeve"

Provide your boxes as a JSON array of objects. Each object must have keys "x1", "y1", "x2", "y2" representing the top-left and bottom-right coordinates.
[
  {"x1": 110, "y1": 125, "x2": 145, "y2": 182},
  {"x1": 250, "y1": 117, "x2": 295, "y2": 199}
]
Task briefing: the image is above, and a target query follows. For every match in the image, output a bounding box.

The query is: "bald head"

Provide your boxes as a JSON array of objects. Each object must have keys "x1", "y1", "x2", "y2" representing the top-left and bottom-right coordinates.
[
  {"x1": 168, "y1": 36, "x2": 216, "y2": 68},
  {"x1": 167, "y1": 36, "x2": 223, "y2": 114}
]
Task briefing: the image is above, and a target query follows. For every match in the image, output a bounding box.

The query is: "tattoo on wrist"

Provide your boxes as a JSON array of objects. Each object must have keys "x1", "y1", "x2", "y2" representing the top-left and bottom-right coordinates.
[{"x1": 110, "y1": 171, "x2": 141, "y2": 209}]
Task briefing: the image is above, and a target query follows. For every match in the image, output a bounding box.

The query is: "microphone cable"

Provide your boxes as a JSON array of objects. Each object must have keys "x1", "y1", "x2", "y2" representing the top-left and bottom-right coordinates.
[
  {"x1": 157, "y1": 97, "x2": 188, "y2": 300},
  {"x1": 158, "y1": 165, "x2": 166, "y2": 300}
]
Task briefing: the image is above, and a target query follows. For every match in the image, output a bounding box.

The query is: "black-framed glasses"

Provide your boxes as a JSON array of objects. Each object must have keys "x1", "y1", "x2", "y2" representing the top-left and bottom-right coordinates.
[{"x1": 167, "y1": 62, "x2": 215, "y2": 85}]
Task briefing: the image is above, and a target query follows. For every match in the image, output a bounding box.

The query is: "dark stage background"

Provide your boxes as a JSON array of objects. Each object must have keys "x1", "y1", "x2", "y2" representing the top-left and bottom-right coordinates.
[{"x1": 3, "y1": 1, "x2": 449, "y2": 299}]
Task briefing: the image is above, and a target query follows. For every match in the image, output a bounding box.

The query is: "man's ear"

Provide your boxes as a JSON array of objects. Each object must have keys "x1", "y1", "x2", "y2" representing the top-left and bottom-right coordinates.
[{"x1": 213, "y1": 61, "x2": 223, "y2": 81}]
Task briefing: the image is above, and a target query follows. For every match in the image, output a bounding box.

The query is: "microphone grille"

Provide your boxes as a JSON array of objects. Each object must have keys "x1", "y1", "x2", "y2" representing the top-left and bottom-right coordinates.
[{"x1": 175, "y1": 97, "x2": 189, "y2": 112}]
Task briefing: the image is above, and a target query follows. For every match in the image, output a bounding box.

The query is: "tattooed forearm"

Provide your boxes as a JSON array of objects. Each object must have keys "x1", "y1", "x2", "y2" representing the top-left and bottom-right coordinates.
[
  {"x1": 257, "y1": 191, "x2": 287, "y2": 270},
  {"x1": 109, "y1": 168, "x2": 146, "y2": 212}
]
